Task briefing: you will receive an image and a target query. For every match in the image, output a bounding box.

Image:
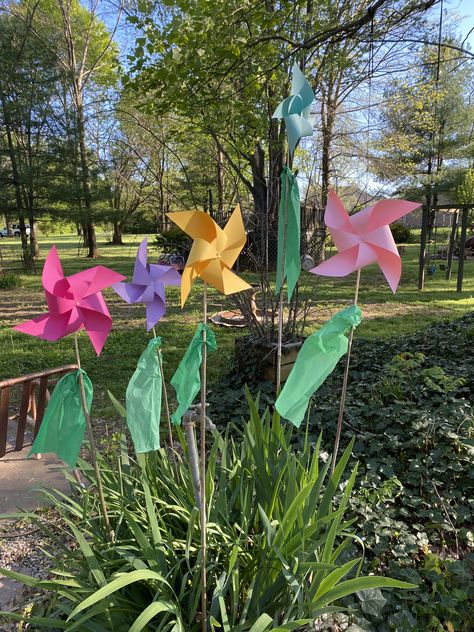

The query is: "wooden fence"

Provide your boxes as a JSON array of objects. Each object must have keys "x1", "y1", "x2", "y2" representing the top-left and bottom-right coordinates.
[{"x1": 0, "y1": 365, "x2": 78, "y2": 458}]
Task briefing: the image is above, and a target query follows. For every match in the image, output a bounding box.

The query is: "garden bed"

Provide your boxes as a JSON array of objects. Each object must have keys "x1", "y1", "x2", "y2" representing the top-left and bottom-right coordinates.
[{"x1": 209, "y1": 312, "x2": 474, "y2": 629}]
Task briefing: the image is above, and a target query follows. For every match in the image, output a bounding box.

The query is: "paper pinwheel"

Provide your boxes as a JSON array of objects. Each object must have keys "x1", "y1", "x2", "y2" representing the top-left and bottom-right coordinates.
[
  {"x1": 14, "y1": 246, "x2": 125, "y2": 354},
  {"x1": 272, "y1": 63, "x2": 314, "y2": 156},
  {"x1": 112, "y1": 237, "x2": 181, "y2": 331},
  {"x1": 167, "y1": 204, "x2": 252, "y2": 307},
  {"x1": 310, "y1": 191, "x2": 420, "y2": 292}
]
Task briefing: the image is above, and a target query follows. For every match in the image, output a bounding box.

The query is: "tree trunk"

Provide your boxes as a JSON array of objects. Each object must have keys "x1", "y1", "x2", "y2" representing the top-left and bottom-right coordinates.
[
  {"x1": 82, "y1": 221, "x2": 89, "y2": 248},
  {"x1": 76, "y1": 223, "x2": 83, "y2": 236},
  {"x1": 249, "y1": 143, "x2": 269, "y2": 264},
  {"x1": 18, "y1": 216, "x2": 31, "y2": 266},
  {"x1": 29, "y1": 217, "x2": 40, "y2": 259},
  {"x1": 112, "y1": 220, "x2": 123, "y2": 245},
  {"x1": 5, "y1": 216, "x2": 13, "y2": 236},
  {"x1": 87, "y1": 222, "x2": 98, "y2": 257},
  {"x1": 0, "y1": 92, "x2": 32, "y2": 269},
  {"x1": 76, "y1": 98, "x2": 98, "y2": 258},
  {"x1": 216, "y1": 147, "x2": 224, "y2": 213}
]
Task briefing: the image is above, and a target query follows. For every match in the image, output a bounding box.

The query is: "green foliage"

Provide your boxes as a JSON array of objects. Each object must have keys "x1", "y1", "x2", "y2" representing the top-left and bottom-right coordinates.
[
  {"x1": 455, "y1": 167, "x2": 474, "y2": 205},
  {"x1": 390, "y1": 222, "x2": 411, "y2": 244},
  {"x1": 0, "y1": 395, "x2": 414, "y2": 630},
  {"x1": 0, "y1": 272, "x2": 23, "y2": 290},
  {"x1": 38, "y1": 217, "x2": 76, "y2": 236},
  {"x1": 209, "y1": 313, "x2": 474, "y2": 628},
  {"x1": 155, "y1": 227, "x2": 191, "y2": 255},
  {"x1": 375, "y1": 45, "x2": 474, "y2": 200}
]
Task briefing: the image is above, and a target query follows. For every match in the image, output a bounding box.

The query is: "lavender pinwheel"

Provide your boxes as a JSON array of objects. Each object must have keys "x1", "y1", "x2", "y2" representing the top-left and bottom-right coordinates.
[{"x1": 113, "y1": 238, "x2": 181, "y2": 331}]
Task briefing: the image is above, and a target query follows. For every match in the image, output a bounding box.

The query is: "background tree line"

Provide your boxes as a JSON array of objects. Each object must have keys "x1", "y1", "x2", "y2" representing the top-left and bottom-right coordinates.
[{"x1": 0, "y1": 0, "x2": 472, "y2": 268}]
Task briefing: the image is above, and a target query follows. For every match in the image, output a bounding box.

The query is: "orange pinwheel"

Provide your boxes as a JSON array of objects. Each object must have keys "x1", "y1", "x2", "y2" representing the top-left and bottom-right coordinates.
[{"x1": 167, "y1": 204, "x2": 251, "y2": 307}]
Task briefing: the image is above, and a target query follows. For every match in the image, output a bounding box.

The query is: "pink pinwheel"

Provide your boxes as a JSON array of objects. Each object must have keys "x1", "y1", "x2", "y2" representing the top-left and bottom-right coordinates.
[
  {"x1": 112, "y1": 237, "x2": 181, "y2": 331},
  {"x1": 310, "y1": 191, "x2": 420, "y2": 292},
  {"x1": 14, "y1": 246, "x2": 125, "y2": 354}
]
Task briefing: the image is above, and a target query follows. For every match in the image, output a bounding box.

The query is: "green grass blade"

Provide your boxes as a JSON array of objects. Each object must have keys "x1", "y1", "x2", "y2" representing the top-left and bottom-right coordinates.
[
  {"x1": 67, "y1": 569, "x2": 172, "y2": 620},
  {"x1": 129, "y1": 601, "x2": 177, "y2": 632}
]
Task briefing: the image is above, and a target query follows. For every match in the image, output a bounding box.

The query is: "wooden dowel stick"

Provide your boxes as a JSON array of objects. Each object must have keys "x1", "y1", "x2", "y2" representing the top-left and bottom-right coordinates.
[
  {"x1": 200, "y1": 282, "x2": 208, "y2": 632},
  {"x1": 73, "y1": 334, "x2": 113, "y2": 540},
  {"x1": 331, "y1": 269, "x2": 361, "y2": 474}
]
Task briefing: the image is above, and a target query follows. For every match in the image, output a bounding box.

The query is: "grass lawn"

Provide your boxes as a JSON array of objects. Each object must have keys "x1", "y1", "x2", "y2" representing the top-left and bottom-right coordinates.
[{"x1": 0, "y1": 232, "x2": 473, "y2": 419}]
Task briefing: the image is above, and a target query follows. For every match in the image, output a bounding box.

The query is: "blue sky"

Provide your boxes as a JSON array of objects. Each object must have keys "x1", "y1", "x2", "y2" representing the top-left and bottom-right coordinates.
[{"x1": 452, "y1": 0, "x2": 474, "y2": 46}]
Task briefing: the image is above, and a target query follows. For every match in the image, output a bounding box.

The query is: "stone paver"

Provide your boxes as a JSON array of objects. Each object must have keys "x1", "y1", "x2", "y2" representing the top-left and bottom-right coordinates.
[{"x1": 0, "y1": 420, "x2": 71, "y2": 515}]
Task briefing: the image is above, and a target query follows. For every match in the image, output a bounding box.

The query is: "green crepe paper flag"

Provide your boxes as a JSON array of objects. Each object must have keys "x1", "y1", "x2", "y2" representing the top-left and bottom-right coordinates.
[
  {"x1": 126, "y1": 336, "x2": 163, "y2": 453},
  {"x1": 29, "y1": 369, "x2": 92, "y2": 468},
  {"x1": 275, "y1": 166, "x2": 301, "y2": 301},
  {"x1": 170, "y1": 323, "x2": 217, "y2": 425},
  {"x1": 275, "y1": 305, "x2": 362, "y2": 428}
]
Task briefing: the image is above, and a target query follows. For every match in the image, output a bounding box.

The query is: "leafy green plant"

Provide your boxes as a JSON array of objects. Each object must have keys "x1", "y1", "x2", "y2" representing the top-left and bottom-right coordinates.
[
  {"x1": 0, "y1": 272, "x2": 23, "y2": 290},
  {"x1": 0, "y1": 393, "x2": 414, "y2": 630},
  {"x1": 346, "y1": 553, "x2": 474, "y2": 631},
  {"x1": 390, "y1": 222, "x2": 412, "y2": 244},
  {"x1": 155, "y1": 226, "x2": 190, "y2": 255}
]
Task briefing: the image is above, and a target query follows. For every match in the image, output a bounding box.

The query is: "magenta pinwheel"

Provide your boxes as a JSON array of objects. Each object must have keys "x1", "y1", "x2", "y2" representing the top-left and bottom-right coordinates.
[
  {"x1": 112, "y1": 237, "x2": 181, "y2": 331},
  {"x1": 310, "y1": 191, "x2": 420, "y2": 292},
  {"x1": 14, "y1": 246, "x2": 125, "y2": 354}
]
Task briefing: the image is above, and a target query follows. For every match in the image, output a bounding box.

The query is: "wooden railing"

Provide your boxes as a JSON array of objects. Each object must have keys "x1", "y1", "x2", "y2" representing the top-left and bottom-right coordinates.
[{"x1": 0, "y1": 365, "x2": 78, "y2": 458}]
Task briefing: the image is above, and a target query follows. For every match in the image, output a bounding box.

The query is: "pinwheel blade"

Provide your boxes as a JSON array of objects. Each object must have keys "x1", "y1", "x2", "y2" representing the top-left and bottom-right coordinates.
[
  {"x1": 145, "y1": 295, "x2": 166, "y2": 332},
  {"x1": 220, "y1": 204, "x2": 247, "y2": 268},
  {"x1": 367, "y1": 199, "x2": 421, "y2": 232},
  {"x1": 167, "y1": 211, "x2": 218, "y2": 242},
  {"x1": 133, "y1": 238, "x2": 151, "y2": 285},
  {"x1": 14, "y1": 312, "x2": 72, "y2": 342}
]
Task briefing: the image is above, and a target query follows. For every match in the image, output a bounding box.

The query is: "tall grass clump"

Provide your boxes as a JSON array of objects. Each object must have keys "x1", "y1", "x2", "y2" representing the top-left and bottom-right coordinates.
[{"x1": 0, "y1": 393, "x2": 414, "y2": 630}]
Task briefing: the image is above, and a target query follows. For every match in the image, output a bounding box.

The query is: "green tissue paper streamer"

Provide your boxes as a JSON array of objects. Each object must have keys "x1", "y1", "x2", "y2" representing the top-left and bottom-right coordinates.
[
  {"x1": 29, "y1": 369, "x2": 92, "y2": 468},
  {"x1": 170, "y1": 323, "x2": 217, "y2": 425},
  {"x1": 126, "y1": 336, "x2": 163, "y2": 453},
  {"x1": 275, "y1": 166, "x2": 301, "y2": 301},
  {"x1": 275, "y1": 305, "x2": 362, "y2": 428}
]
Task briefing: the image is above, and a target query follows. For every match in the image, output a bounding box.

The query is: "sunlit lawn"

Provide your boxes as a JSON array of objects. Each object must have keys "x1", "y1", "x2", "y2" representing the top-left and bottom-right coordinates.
[{"x1": 1, "y1": 232, "x2": 473, "y2": 418}]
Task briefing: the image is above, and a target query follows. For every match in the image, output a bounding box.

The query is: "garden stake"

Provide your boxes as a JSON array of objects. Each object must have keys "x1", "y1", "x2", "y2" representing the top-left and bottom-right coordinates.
[
  {"x1": 331, "y1": 269, "x2": 361, "y2": 474},
  {"x1": 276, "y1": 165, "x2": 290, "y2": 394},
  {"x1": 153, "y1": 326, "x2": 174, "y2": 452},
  {"x1": 73, "y1": 334, "x2": 113, "y2": 540},
  {"x1": 200, "y1": 281, "x2": 208, "y2": 632}
]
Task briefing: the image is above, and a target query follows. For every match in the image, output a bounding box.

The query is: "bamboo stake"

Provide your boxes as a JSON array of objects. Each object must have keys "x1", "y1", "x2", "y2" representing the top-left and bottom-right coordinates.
[
  {"x1": 276, "y1": 165, "x2": 290, "y2": 394},
  {"x1": 331, "y1": 269, "x2": 361, "y2": 474},
  {"x1": 200, "y1": 281, "x2": 208, "y2": 632},
  {"x1": 73, "y1": 334, "x2": 113, "y2": 540},
  {"x1": 152, "y1": 326, "x2": 174, "y2": 451}
]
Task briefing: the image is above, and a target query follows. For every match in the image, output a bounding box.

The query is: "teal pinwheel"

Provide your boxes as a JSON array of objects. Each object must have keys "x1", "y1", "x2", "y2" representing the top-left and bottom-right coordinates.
[{"x1": 272, "y1": 63, "x2": 314, "y2": 156}]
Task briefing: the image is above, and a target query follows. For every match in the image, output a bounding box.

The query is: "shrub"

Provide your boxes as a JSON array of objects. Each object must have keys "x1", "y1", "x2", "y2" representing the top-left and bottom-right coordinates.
[
  {"x1": 390, "y1": 221, "x2": 411, "y2": 243},
  {"x1": 0, "y1": 394, "x2": 414, "y2": 630},
  {"x1": 155, "y1": 226, "x2": 191, "y2": 255},
  {"x1": 0, "y1": 272, "x2": 23, "y2": 290}
]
